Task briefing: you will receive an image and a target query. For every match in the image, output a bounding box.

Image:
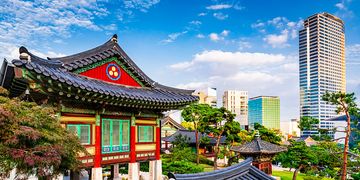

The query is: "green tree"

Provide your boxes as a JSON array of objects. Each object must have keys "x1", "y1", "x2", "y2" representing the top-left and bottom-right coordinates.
[
  {"x1": 322, "y1": 91, "x2": 359, "y2": 180},
  {"x1": 204, "y1": 107, "x2": 241, "y2": 170},
  {"x1": 298, "y1": 116, "x2": 319, "y2": 131},
  {"x1": 275, "y1": 141, "x2": 318, "y2": 180},
  {"x1": 181, "y1": 104, "x2": 211, "y2": 164},
  {"x1": 253, "y1": 123, "x2": 282, "y2": 144},
  {"x1": 0, "y1": 87, "x2": 86, "y2": 179}
]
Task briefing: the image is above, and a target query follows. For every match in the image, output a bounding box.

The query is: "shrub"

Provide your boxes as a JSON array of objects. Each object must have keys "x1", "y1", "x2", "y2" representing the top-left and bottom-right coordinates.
[
  {"x1": 198, "y1": 155, "x2": 214, "y2": 166},
  {"x1": 163, "y1": 160, "x2": 204, "y2": 174}
]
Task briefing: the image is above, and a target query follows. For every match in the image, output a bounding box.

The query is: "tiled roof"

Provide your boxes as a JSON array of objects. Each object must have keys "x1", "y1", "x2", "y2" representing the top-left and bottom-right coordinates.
[
  {"x1": 162, "y1": 129, "x2": 226, "y2": 145},
  {"x1": 2, "y1": 35, "x2": 198, "y2": 109},
  {"x1": 230, "y1": 137, "x2": 287, "y2": 155},
  {"x1": 161, "y1": 116, "x2": 185, "y2": 130},
  {"x1": 169, "y1": 158, "x2": 275, "y2": 180}
]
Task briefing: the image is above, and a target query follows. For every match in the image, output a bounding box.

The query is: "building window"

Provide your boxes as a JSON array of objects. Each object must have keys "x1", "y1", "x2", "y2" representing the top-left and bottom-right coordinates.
[
  {"x1": 138, "y1": 126, "x2": 154, "y2": 142},
  {"x1": 102, "y1": 119, "x2": 130, "y2": 153},
  {"x1": 67, "y1": 124, "x2": 91, "y2": 145}
]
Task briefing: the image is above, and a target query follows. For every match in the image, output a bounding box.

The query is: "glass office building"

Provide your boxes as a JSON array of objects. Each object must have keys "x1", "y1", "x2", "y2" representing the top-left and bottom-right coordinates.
[
  {"x1": 248, "y1": 96, "x2": 280, "y2": 129},
  {"x1": 299, "y1": 13, "x2": 346, "y2": 137}
]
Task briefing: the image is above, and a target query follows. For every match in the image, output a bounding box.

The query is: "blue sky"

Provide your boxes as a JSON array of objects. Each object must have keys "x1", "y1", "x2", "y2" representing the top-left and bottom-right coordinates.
[{"x1": 0, "y1": 0, "x2": 359, "y2": 121}]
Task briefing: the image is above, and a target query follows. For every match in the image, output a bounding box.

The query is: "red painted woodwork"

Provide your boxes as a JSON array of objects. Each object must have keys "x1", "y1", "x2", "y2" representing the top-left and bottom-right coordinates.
[
  {"x1": 79, "y1": 61, "x2": 142, "y2": 87},
  {"x1": 156, "y1": 127, "x2": 161, "y2": 160},
  {"x1": 130, "y1": 126, "x2": 136, "y2": 163},
  {"x1": 94, "y1": 125, "x2": 101, "y2": 167}
]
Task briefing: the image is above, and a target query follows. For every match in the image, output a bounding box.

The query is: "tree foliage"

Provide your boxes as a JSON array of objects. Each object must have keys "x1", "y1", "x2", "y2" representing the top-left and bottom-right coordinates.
[
  {"x1": 0, "y1": 87, "x2": 86, "y2": 179},
  {"x1": 253, "y1": 123, "x2": 282, "y2": 144},
  {"x1": 181, "y1": 104, "x2": 212, "y2": 164},
  {"x1": 275, "y1": 141, "x2": 342, "y2": 180},
  {"x1": 298, "y1": 116, "x2": 320, "y2": 131},
  {"x1": 322, "y1": 91, "x2": 359, "y2": 180},
  {"x1": 202, "y1": 107, "x2": 241, "y2": 169}
]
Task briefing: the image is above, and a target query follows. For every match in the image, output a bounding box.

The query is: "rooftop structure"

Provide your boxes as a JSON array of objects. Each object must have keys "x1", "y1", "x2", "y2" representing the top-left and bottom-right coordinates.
[{"x1": 230, "y1": 135, "x2": 286, "y2": 175}]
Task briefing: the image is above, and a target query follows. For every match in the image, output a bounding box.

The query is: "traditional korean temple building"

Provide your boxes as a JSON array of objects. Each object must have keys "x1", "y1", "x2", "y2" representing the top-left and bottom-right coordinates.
[
  {"x1": 230, "y1": 134, "x2": 287, "y2": 175},
  {"x1": 161, "y1": 116, "x2": 185, "y2": 149},
  {"x1": 162, "y1": 129, "x2": 226, "y2": 158},
  {"x1": 0, "y1": 35, "x2": 198, "y2": 180}
]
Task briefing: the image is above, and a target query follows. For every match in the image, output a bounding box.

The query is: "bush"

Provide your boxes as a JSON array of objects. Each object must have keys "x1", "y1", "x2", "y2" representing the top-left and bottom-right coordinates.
[
  {"x1": 198, "y1": 155, "x2": 214, "y2": 166},
  {"x1": 352, "y1": 172, "x2": 360, "y2": 180},
  {"x1": 163, "y1": 160, "x2": 204, "y2": 174}
]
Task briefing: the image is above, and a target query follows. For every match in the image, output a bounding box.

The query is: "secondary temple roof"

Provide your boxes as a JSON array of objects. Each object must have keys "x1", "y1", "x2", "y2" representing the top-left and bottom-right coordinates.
[
  {"x1": 230, "y1": 137, "x2": 287, "y2": 155},
  {"x1": 162, "y1": 129, "x2": 226, "y2": 145},
  {"x1": 0, "y1": 35, "x2": 198, "y2": 110},
  {"x1": 169, "y1": 158, "x2": 275, "y2": 180}
]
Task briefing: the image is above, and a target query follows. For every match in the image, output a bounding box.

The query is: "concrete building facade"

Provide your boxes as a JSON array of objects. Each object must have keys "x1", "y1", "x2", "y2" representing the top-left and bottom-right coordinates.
[
  {"x1": 195, "y1": 87, "x2": 217, "y2": 108},
  {"x1": 222, "y1": 90, "x2": 248, "y2": 127}
]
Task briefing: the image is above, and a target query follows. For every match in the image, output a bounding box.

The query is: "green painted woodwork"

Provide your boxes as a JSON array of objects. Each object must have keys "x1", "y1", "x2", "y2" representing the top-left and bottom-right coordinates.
[
  {"x1": 67, "y1": 124, "x2": 91, "y2": 145},
  {"x1": 72, "y1": 57, "x2": 145, "y2": 87},
  {"x1": 96, "y1": 112, "x2": 101, "y2": 126},
  {"x1": 138, "y1": 126, "x2": 154, "y2": 142},
  {"x1": 101, "y1": 118, "x2": 130, "y2": 153}
]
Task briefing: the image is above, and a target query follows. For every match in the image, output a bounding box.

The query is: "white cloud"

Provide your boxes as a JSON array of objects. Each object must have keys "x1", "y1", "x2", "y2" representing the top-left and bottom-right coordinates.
[
  {"x1": 176, "y1": 81, "x2": 210, "y2": 90},
  {"x1": 221, "y1": 30, "x2": 230, "y2": 37},
  {"x1": 346, "y1": 44, "x2": 360, "y2": 65},
  {"x1": 196, "y1": 34, "x2": 205, "y2": 38},
  {"x1": 189, "y1": 20, "x2": 202, "y2": 26},
  {"x1": 213, "y1": 13, "x2": 228, "y2": 20},
  {"x1": 209, "y1": 33, "x2": 221, "y2": 42},
  {"x1": 170, "y1": 50, "x2": 286, "y2": 70},
  {"x1": 161, "y1": 31, "x2": 188, "y2": 44},
  {"x1": 335, "y1": 2, "x2": 345, "y2": 10},
  {"x1": 206, "y1": 4, "x2": 232, "y2": 10},
  {"x1": 198, "y1": 12, "x2": 207, "y2": 16},
  {"x1": 251, "y1": 22, "x2": 265, "y2": 29},
  {"x1": 123, "y1": 0, "x2": 160, "y2": 12},
  {"x1": 263, "y1": 29, "x2": 290, "y2": 48},
  {"x1": 238, "y1": 41, "x2": 252, "y2": 50},
  {"x1": 208, "y1": 30, "x2": 230, "y2": 42}
]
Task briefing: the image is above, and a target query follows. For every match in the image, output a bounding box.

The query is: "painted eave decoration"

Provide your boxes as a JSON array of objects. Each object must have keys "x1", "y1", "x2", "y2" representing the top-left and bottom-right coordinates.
[{"x1": 2, "y1": 34, "x2": 198, "y2": 110}]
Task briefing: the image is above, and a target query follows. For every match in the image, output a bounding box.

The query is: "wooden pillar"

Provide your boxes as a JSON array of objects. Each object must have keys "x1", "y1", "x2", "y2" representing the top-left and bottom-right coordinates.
[
  {"x1": 92, "y1": 112, "x2": 102, "y2": 180},
  {"x1": 128, "y1": 114, "x2": 139, "y2": 180},
  {"x1": 155, "y1": 118, "x2": 161, "y2": 160},
  {"x1": 130, "y1": 115, "x2": 136, "y2": 163},
  {"x1": 150, "y1": 118, "x2": 163, "y2": 180}
]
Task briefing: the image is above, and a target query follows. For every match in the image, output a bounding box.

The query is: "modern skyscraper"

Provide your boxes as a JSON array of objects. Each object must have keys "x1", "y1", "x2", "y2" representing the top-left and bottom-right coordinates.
[
  {"x1": 248, "y1": 96, "x2": 280, "y2": 129},
  {"x1": 299, "y1": 13, "x2": 346, "y2": 121},
  {"x1": 222, "y1": 90, "x2": 248, "y2": 127}
]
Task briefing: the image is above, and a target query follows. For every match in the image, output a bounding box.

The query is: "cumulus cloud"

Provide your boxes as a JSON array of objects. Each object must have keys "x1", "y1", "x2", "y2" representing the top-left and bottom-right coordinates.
[
  {"x1": 170, "y1": 50, "x2": 286, "y2": 70},
  {"x1": 208, "y1": 30, "x2": 230, "y2": 42},
  {"x1": 252, "y1": 17, "x2": 303, "y2": 48},
  {"x1": 263, "y1": 30, "x2": 290, "y2": 48},
  {"x1": 346, "y1": 44, "x2": 360, "y2": 65},
  {"x1": 198, "y1": 12, "x2": 207, "y2": 16},
  {"x1": 209, "y1": 33, "x2": 221, "y2": 41}
]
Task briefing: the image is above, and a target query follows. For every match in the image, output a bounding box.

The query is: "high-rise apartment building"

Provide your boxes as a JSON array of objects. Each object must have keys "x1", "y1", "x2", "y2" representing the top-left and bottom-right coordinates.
[
  {"x1": 195, "y1": 87, "x2": 217, "y2": 108},
  {"x1": 222, "y1": 90, "x2": 248, "y2": 127},
  {"x1": 248, "y1": 96, "x2": 280, "y2": 129},
  {"x1": 299, "y1": 13, "x2": 346, "y2": 121}
]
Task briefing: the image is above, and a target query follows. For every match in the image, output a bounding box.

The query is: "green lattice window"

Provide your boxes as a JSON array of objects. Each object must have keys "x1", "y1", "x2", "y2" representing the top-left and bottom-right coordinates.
[
  {"x1": 138, "y1": 126, "x2": 154, "y2": 142},
  {"x1": 102, "y1": 119, "x2": 130, "y2": 153},
  {"x1": 67, "y1": 124, "x2": 91, "y2": 145}
]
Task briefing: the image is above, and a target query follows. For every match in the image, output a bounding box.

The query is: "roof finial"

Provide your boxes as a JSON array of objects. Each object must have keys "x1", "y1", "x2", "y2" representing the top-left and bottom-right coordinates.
[
  {"x1": 19, "y1": 46, "x2": 31, "y2": 61},
  {"x1": 111, "y1": 34, "x2": 118, "y2": 43}
]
